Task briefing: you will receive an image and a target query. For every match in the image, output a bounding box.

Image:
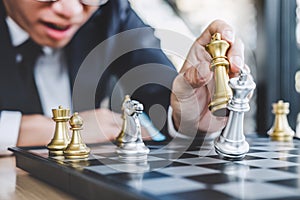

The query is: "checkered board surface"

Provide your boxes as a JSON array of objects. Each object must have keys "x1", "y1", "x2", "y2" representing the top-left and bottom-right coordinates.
[{"x1": 9, "y1": 134, "x2": 300, "y2": 200}]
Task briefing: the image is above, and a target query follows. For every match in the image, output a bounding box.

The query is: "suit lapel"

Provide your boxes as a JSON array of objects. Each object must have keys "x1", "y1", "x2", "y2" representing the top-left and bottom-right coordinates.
[{"x1": 0, "y1": 0, "x2": 43, "y2": 114}]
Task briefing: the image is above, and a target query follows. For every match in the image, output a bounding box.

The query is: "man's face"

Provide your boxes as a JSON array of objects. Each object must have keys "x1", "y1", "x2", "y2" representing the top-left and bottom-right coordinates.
[{"x1": 3, "y1": 0, "x2": 99, "y2": 48}]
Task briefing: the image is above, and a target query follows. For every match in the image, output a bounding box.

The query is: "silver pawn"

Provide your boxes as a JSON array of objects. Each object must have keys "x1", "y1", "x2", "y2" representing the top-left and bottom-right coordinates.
[{"x1": 214, "y1": 71, "x2": 256, "y2": 160}]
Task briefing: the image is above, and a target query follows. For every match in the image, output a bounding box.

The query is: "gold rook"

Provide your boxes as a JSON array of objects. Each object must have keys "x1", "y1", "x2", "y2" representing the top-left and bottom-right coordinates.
[{"x1": 47, "y1": 106, "x2": 70, "y2": 157}]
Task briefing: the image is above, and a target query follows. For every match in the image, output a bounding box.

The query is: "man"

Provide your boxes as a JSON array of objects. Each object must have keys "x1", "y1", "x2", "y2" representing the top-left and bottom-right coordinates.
[{"x1": 0, "y1": 0, "x2": 245, "y2": 154}]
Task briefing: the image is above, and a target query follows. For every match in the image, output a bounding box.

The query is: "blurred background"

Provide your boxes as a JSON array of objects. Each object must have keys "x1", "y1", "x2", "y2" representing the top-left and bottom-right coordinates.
[{"x1": 129, "y1": 0, "x2": 300, "y2": 135}]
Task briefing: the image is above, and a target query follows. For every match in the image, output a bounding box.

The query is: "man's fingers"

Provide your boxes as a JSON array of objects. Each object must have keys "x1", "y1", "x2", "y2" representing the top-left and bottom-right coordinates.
[
  {"x1": 179, "y1": 19, "x2": 247, "y2": 89},
  {"x1": 228, "y1": 38, "x2": 245, "y2": 74},
  {"x1": 193, "y1": 19, "x2": 245, "y2": 76},
  {"x1": 196, "y1": 19, "x2": 235, "y2": 46},
  {"x1": 183, "y1": 63, "x2": 213, "y2": 88}
]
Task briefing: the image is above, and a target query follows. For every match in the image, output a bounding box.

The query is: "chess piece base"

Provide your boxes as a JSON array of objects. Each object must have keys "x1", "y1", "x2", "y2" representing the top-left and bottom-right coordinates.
[
  {"x1": 116, "y1": 142, "x2": 150, "y2": 158},
  {"x1": 214, "y1": 147, "x2": 246, "y2": 161},
  {"x1": 48, "y1": 150, "x2": 64, "y2": 157},
  {"x1": 209, "y1": 97, "x2": 230, "y2": 117},
  {"x1": 214, "y1": 135, "x2": 249, "y2": 161},
  {"x1": 47, "y1": 140, "x2": 69, "y2": 157},
  {"x1": 64, "y1": 154, "x2": 89, "y2": 160},
  {"x1": 64, "y1": 145, "x2": 90, "y2": 160},
  {"x1": 269, "y1": 133, "x2": 294, "y2": 142},
  {"x1": 268, "y1": 128, "x2": 295, "y2": 142}
]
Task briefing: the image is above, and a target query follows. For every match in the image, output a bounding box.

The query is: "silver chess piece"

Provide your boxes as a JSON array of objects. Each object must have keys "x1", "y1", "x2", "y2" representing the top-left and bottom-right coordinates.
[
  {"x1": 296, "y1": 113, "x2": 300, "y2": 139},
  {"x1": 214, "y1": 71, "x2": 256, "y2": 160},
  {"x1": 116, "y1": 95, "x2": 150, "y2": 157}
]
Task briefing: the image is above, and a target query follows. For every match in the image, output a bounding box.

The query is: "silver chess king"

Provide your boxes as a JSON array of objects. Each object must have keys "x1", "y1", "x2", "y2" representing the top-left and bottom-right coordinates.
[{"x1": 214, "y1": 71, "x2": 256, "y2": 160}]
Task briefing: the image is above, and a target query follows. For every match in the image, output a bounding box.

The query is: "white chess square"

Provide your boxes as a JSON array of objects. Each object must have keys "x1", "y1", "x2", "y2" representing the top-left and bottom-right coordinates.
[
  {"x1": 157, "y1": 166, "x2": 219, "y2": 177},
  {"x1": 176, "y1": 157, "x2": 229, "y2": 165},
  {"x1": 236, "y1": 158, "x2": 299, "y2": 168},
  {"x1": 247, "y1": 151, "x2": 298, "y2": 159},
  {"x1": 133, "y1": 177, "x2": 205, "y2": 195},
  {"x1": 214, "y1": 181, "x2": 299, "y2": 200},
  {"x1": 226, "y1": 168, "x2": 297, "y2": 181}
]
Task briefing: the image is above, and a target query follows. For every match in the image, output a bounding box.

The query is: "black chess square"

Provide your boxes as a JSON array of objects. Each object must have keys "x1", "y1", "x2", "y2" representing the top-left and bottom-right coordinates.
[
  {"x1": 186, "y1": 173, "x2": 241, "y2": 184},
  {"x1": 158, "y1": 189, "x2": 238, "y2": 200},
  {"x1": 268, "y1": 179, "x2": 300, "y2": 188}
]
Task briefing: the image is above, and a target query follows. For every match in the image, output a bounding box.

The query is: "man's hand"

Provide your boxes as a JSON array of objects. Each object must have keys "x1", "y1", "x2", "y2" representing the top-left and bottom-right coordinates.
[
  {"x1": 80, "y1": 109, "x2": 151, "y2": 142},
  {"x1": 79, "y1": 108, "x2": 123, "y2": 143},
  {"x1": 17, "y1": 108, "x2": 152, "y2": 147},
  {"x1": 18, "y1": 114, "x2": 55, "y2": 146},
  {"x1": 171, "y1": 20, "x2": 246, "y2": 136},
  {"x1": 17, "y1": 108, "x2": 123, "y2": 147}
]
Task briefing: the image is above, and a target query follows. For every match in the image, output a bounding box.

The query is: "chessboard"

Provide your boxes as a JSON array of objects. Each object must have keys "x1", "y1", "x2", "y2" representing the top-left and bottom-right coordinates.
[{"x1": 9, "y1": 134, "x2": 300, "y2": 200}]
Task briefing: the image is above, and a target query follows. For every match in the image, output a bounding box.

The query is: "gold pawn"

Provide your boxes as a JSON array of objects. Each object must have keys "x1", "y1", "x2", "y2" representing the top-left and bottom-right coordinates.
[
  {"x1": 47, "y1": 106, "x2": 70, "y2": 157},
  {"x1": 63, "y1": 112, "x2": 90, "y2": 160},
  {"x1": 206, "y1": 33, "x2": 232, "y2": 116},
  {"x1": 268, "y1": 100, "x2": 295, "y2": 141}
]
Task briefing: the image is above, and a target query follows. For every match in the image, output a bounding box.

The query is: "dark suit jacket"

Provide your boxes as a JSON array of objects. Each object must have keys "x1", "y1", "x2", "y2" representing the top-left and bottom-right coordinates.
[{"x1": 0, "y1": 0, "x2": 177, "y2": 135}]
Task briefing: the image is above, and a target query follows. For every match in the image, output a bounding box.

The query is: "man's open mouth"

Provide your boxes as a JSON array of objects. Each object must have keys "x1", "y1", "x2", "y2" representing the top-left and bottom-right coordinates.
[{"x1": 43, "y1": 22, "x2": 70, "y2": 31}]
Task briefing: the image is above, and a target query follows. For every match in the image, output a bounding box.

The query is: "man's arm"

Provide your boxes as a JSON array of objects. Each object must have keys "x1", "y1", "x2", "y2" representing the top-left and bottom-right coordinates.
[
  {"x1": 17, "y1": 109, "x2": 123, "y2": 147},
  {"x1": 17, "y1": 114, "x2": 54, "y2": 147},
  {"x1": 93, "y1": 0, "x2": 178, "y2": 138},
  {"x1": 0, "y1": 111, "x2": 21, "y2": 154},
  {"x1": 171, "y1": 20, "x2": 246, "y2": 136}
]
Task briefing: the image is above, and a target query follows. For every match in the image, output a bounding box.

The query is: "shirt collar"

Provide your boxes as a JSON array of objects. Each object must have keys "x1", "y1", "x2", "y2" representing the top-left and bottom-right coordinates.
[
  {"x1": 5, "y1": 16, "x2": 54, "y2": 55},
  {"x1": 5, "y1": 16, "x2": 29, "y2": 47}
]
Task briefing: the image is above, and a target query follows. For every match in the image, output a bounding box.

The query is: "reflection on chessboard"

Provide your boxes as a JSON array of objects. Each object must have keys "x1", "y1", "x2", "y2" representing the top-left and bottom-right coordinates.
[{"x1": 9, "y1": 134, "x2": 300, "y2": 200}]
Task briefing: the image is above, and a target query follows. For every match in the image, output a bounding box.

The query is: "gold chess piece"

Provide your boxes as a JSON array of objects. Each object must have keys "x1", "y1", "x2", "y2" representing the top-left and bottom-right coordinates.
[
  {"x1": 268, "y1": 100, "x2": 295, "y2": 141},
  {"x1": 63, "y1": 112, "x2": 90, "y2": 160},
  {"x1": 206, "y1": 33, "x2": 232, "y2": 116},
  {"x1": 47, "y1": 106, "x2": 71, "y2": 156}
]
